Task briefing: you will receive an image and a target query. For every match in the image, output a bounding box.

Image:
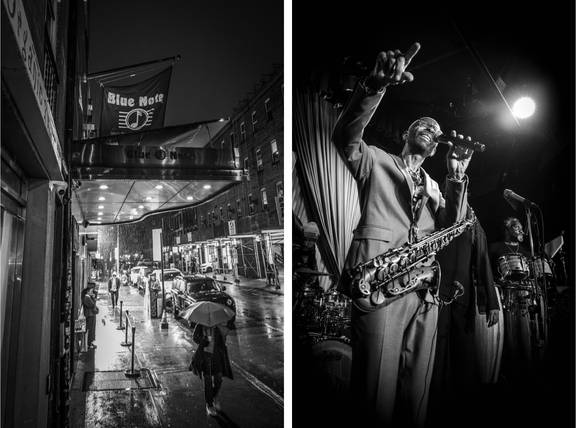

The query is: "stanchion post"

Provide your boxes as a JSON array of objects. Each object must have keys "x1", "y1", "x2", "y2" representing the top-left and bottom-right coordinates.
[
  {"x1": 125, "y1": 326, "x2": 140, "y2": 378},
  {"x1": 116, "y1": 301, "x2": 125, "y2": 330},
  {"x1": 120, "y1": 310, "x2": 132, "y2": 347}
]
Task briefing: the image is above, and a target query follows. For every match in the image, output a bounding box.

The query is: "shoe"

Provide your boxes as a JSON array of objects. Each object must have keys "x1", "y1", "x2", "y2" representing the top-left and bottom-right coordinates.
[
  {"x1": 213, "y1": 399, "x2": 221, "y2": 411},
  {"x1": 206, "y1": 404, "x2": 217, "y2": 416}
]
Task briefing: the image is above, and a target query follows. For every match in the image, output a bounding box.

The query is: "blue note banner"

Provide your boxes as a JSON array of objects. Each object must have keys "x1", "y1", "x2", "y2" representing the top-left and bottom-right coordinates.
[{"x1": 100, "y1": 67, "x2": 172, "y2": 136}]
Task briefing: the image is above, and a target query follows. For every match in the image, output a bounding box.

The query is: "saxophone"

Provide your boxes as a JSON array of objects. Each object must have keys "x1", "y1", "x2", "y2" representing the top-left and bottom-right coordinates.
[{"x1": 349, "y1": 217, "x2": 477, "y2": 309}]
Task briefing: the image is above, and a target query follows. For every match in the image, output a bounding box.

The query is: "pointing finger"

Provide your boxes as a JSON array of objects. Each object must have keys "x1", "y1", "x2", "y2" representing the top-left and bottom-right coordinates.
[
  {"x1": 394, "y1": 56, "x2": 405, "y2": 82},
  {"x1": 404, "y1": 42, "x2": 421, "y2": 66}
]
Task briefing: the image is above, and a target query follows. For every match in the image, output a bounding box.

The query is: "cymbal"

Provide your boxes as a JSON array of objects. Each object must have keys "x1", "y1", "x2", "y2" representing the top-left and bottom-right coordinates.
[{"x1": 295, "y1": 267, "x2": 333, "y2": 276}]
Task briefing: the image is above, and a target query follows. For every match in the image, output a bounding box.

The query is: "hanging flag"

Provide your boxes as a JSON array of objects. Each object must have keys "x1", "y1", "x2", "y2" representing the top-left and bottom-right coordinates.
[{"x1": 100, "y1": 67, "x2": 172, "y2": 136}]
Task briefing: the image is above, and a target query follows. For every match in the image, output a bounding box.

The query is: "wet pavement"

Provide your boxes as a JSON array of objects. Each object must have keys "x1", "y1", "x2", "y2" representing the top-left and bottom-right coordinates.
[{"x1": 70, "y1": 275, "x2": 284, "y2": 428}]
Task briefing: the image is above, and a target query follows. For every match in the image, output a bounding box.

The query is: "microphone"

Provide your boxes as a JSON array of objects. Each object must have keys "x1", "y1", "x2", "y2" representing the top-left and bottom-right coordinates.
[
  {"x1": 503, "y1": 189, "x2": 538, "y2": 208},
  {"x1": 434, "y1": 132, "x2": 486, "y2": 152}
]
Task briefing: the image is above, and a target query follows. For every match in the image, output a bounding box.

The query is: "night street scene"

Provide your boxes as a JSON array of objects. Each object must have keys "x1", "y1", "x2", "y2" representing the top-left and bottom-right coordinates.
[
  {"x1": 292, "y1": 3, "x2": 574, "y2": 428},
  {"x1": 2, "y1": 1, "x2": 283, "y2": 427}
]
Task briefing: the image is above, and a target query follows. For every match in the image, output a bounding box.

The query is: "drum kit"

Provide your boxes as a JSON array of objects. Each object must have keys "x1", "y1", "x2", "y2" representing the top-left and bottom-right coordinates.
[
  {"x1": 294, "y1": 267, "x2": 352, "y2": 391},
  {"x1": 496, "y1": 253, "x2": 553, "y2": 350}
]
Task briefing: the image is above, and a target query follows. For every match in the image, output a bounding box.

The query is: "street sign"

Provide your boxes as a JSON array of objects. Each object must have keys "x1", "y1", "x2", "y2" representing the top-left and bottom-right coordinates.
[
  {"x1": 152, "y1": 229, "x2": 162, "y2": 261},
  {"x1": 228, "y1": 220, "x2": 236, "y2": 236}
]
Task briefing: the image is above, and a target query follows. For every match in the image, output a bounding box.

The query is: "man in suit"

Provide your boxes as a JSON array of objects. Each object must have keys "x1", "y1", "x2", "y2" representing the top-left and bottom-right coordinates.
[
  {"x1": 108, "y1": 272, "x2": 120, "y2": 309},
  {"x1": 333, "y1": 42, "x2": 472, "y2": 427}
]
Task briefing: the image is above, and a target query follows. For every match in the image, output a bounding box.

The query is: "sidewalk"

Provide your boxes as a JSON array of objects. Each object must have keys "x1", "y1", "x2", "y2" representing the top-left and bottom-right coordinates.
[
  {"x1": 212, "y1": 271, "x2": 284, "y2": 296},
  {"x1": 70, "y1": 282, "x2": 283, "y2": 428}
]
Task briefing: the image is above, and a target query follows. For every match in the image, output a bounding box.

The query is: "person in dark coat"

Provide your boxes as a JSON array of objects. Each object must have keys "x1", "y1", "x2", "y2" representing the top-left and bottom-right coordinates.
[
  {"x1": 81, "y1": 282, "x2": 99, "y2": 349},
  {"x1": 190, "y1": 323, "x2": 233, "y2": 416},
  {"x1": 429, "y1": 205, "x2": 500, "y2": 425}
]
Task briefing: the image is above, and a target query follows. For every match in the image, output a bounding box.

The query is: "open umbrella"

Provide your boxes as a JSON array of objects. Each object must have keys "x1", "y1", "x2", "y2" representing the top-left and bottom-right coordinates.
[{"x1": 179, "y1": 301, "x2": 235, "y2": 327}]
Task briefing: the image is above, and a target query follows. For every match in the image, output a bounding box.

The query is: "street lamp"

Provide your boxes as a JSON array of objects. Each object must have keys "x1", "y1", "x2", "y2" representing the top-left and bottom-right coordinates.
[{"x1": 160, "y1": 217, "x2": 168, "y2": 329}]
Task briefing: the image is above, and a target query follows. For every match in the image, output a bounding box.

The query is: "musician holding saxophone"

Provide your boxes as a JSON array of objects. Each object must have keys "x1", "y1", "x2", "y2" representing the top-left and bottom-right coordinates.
[{"x1": 333, "y1": 42, "x2": 473, "y2": 427}]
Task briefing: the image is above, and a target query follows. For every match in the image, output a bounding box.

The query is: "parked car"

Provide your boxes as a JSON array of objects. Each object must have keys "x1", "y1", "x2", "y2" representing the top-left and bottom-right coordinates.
[
  {"x1": 171, "y1": 274, "x2": 236, "y2": 328},
  {"x1": 130, "y1": 266, "x2": 153, "y2": 291},
  {"x1": 199, "y1": 262, "x2": 213, "y2": 273},
  {"x1": 149, "y1": 268, "x2": 183, "y2": 294}
]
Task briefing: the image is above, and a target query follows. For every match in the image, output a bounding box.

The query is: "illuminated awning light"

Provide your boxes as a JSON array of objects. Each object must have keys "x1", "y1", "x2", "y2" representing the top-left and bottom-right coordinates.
[
  {"x1": 155, "y1": 185, "x2": 163, "y2": 190},
  {"x1": 186, "y1": 196, "x2": 194, "y2": 201},
  {"x1": 512, "y1": 97, "x2": 536, "y2": 119},
  {"x1": 138, "y1": 205, "x2": 144, "y2": 209},
  {"x1": 203, "y1": 184, "x2": 212, "y2": 189},
  {"x1": 98, "y1": 197, "x2": 105, "y2": 201},
  {"x1": 98, "y1": 212, "x2": 103, "y2": 216},
  {"x1": 98, "y1": 205, "x2": 104, "y2": 209},
  {"x1": 99, "y1": 184, "x2": 109, "y2": 189}
]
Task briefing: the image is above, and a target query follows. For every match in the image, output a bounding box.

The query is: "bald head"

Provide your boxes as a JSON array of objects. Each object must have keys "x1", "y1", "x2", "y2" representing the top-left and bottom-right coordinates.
[{"x1": 403, "y1": 117, "x2": 441, "y2": 157}]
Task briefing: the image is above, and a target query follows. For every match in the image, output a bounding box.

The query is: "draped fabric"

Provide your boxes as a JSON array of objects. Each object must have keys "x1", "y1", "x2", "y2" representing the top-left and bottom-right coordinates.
[{"x1": 293, "y1": 89, "x2": 361, "y2": 281}]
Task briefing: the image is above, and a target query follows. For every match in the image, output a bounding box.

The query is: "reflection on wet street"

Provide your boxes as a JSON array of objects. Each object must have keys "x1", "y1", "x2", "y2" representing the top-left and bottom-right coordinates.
[{"x1": 70, "y1": 281, "x2": 284, "y2": 428}]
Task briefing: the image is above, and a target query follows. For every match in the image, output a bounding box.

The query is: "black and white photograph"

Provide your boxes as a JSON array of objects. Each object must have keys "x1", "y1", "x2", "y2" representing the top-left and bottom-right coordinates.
[
  {"x1": 292, "y1": 3, "x2": 574, "y2": 428},
  {"x1": 1, "y1": 0, "x2": 575, "y2": 427},
  {"x1": 2, "y1": 1, "x2": 283, "y2": 427}
]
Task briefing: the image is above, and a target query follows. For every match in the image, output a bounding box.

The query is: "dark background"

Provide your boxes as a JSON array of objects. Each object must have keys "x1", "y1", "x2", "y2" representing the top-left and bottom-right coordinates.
[
  {"x1": 293, "y1": 2, "x2": 575, "y2": 427},
  {"x1": 89, "y1": 0, "x2": 283, "y2": 125}
]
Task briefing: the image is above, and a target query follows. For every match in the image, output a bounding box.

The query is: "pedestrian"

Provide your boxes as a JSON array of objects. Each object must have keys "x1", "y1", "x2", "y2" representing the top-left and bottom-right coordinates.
[
  {"x1": 189, "y1": 322, "x2": 234, "y2": 416},
  {"x1": 108, "y1": 272, "x2": 120, "y2": 309},
  {"x1": 81, "y1": 282, "x2": 99, "y2": 349}
]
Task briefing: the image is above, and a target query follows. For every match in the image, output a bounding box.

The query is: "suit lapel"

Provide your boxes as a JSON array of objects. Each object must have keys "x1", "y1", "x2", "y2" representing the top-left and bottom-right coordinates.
[{"x1": 391, "y1": 154, "x2": 415, "y2": 220}]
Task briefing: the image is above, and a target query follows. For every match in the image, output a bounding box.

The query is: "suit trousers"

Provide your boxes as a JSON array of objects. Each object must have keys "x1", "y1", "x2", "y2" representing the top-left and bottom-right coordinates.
[{"x1": 352, "y1": 291, "x2": 438, "y2": 427}]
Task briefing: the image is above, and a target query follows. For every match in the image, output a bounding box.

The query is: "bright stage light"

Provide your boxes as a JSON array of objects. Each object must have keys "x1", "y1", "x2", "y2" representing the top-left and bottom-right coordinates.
[{"x1": 512, "y1": 97, "x2": 535, "y2": 119}]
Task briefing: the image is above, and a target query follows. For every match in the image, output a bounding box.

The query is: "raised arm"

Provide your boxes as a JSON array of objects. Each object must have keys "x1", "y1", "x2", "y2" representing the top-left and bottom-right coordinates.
[{"x1": 333, "y1": 43, "x2": 421, "y2": 180}]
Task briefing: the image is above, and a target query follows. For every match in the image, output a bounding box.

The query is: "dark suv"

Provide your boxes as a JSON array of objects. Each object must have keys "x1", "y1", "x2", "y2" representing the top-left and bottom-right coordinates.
[{"x1": 171, "y1": 274, "x2": 236, "y2": 328}]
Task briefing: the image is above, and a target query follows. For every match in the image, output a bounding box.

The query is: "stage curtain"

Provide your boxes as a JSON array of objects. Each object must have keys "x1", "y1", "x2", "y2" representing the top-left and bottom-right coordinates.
[{"x1": 293, "y1": 89, "x2": 361, "y2": 282}]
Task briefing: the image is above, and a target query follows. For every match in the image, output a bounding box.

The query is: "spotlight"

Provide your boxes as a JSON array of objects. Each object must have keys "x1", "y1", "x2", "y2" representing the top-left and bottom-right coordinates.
[{"x1": 512, "y1": 97, "x2": 535, "y2": 119}]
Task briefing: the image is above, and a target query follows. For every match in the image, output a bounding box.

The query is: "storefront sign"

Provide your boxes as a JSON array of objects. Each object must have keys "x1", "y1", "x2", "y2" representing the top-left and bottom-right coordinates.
[
  {"x1": 100, "y1": 68, "x2": 172, "y2": 136},
  {"x1": 3, "y1": 0, "x2": 64, "y2": 173}
]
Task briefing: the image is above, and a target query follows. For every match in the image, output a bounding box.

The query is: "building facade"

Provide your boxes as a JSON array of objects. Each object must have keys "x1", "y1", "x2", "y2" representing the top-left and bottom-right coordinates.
[
  {"x1": 163, "y1": 68, "x2": 284, "y2": 279},
  {"x1": 1, "y1": 1, "x2": 90, "y2": 426}
]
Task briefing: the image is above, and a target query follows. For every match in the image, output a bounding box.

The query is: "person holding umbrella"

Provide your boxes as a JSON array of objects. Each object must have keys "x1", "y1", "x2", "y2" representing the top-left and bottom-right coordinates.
[{"x1": 184, "y1": 301, "x2": 235, "y2": 416}]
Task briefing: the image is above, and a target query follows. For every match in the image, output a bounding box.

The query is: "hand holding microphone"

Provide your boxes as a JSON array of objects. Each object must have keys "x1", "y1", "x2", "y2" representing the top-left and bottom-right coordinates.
[{"x1": 435, "y1": 129, "x2": 486, "y2": 152}]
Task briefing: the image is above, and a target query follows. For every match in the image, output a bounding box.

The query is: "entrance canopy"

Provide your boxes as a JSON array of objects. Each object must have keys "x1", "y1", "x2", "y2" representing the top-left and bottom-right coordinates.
[{"x1": 71, "y1": 121, "x2": 244, "y2": 225}]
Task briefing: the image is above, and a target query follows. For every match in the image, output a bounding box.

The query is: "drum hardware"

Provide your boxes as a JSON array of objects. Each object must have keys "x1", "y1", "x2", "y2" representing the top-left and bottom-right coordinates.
[{"x1": 497, "y1": 254, "x2": 530, "y2": 281}]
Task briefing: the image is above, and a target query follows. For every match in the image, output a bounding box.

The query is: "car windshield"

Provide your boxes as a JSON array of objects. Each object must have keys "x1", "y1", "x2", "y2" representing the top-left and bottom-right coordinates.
[{"x1": 187, "y1": 280, "x2": 220, "y2": 293}]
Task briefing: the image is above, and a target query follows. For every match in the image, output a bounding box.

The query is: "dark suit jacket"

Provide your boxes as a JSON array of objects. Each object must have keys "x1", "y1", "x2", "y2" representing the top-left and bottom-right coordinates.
[
  {"x1": 436, "y1": 209, "x2": 499, "y2": 316},
  {"x1": 333, "y1": 83, "x2": 468, "y2": 308}
]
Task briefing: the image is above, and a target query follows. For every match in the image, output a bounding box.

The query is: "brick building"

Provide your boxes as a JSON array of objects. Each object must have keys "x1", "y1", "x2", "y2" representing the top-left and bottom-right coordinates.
[{"x1": 163, "y1": 67, "x2": 284, "y2": 279}]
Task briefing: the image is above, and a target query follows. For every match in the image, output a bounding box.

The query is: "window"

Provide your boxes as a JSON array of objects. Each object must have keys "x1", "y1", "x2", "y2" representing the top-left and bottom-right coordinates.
[
  {"x1": 240, "y1": 122, "x2": 246, "y2": 142},
  {"x1": 261, "y1": 188, "x2": 269, "y2": 211},
  {"x1": 248, "y1": 193, "x2": 256, "y2": 215},
  {"x1": 220, "y1": 206, "x2": 224, "y2": 221},
  {"x1": 230, "y1": 132, "x2": 235, "y2": 146},
  {"x1": 251, "y1": 110, "x2": 258, "y2": 133},
  {"x1": 270, "y1": 139, "x2": 279, "y2": 166},
  {"x1": 276, "y1": 181, "x2": 284, "y2": 198},
  {"x1": 221, "y1": 140, "x2": 225, "y2": 150},
  {"x1": 265, "y1": 98, "x2": 272, "y2": 121},
  {"x1": 256, "y1": 147, "x2": 263, "y2": 171},
  {"x1": 236, "y1": 199, "x2": 242, "y2": 218},
  {"x1": 244, "y1": 157, "x2": 250, "y2": 180},
  {"x1": 44, "y1": 0, "x2": 59, "y2": 116}
]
